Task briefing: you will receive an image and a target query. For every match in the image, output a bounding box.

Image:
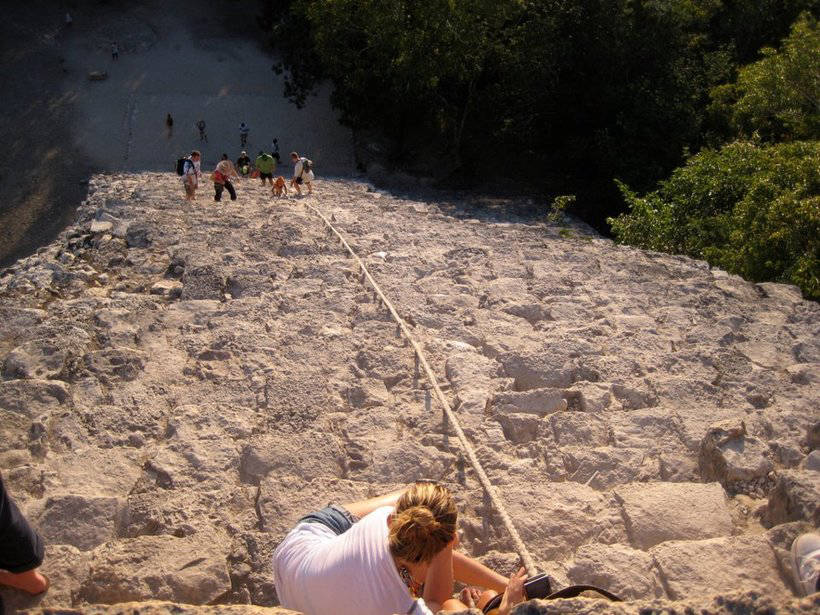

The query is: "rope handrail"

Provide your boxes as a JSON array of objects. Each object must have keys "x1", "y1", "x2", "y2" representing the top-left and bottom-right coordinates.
[{"x1": 304, "y1": 201, "x2": 538, "y2": 576}]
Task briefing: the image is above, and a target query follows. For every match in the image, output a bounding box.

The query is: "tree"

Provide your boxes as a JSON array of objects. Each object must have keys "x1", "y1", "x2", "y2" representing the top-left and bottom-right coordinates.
[
  {"x1": 609, "y1": 141, "x2": 819, "y2": 299},
  {"x1": 710, "y1": 12, "x2": 819, "y2": 142}
]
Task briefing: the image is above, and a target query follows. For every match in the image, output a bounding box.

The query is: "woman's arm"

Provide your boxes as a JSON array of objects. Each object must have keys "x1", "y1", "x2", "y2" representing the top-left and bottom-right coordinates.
[
  {"x1": 453, "y1": 551, "x2": 507, "y2": 593},
  {"x1": 341, "y1": 486, "x2": 408, "y2": 519}
]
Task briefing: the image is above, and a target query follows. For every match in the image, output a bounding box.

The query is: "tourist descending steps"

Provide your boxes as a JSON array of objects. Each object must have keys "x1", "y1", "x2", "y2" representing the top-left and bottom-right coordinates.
[
  {"x1": 196, "y1": 119, "x2": 208, "y2": 142},
  {"x1": 181, "y1": 150, "x2": 201, "y2": 201},
  {"x1": 290, "y1": 151, "x2": 314, "y2": 196},
  {"x1": 0, "y1": 474, "x2": 49, "y2": 597},
  {"x1": 213, "y1": 154, "x2": 239, "y2": 202},
  {"x1": 239, "y1": 122, "x2": 249, "y2": 147},
  {"x1": 272, "y1": 481, "x2": 532, "y2": 615},
  {"x1": 271, "y1": 137, "x2": 281, "y2": 163},
  {"x1": 255, "y1": 151, "x2": 276, "y2": 186},
  {"x1": 236, "y1": 150, "x2": 251, "y2": 176}
]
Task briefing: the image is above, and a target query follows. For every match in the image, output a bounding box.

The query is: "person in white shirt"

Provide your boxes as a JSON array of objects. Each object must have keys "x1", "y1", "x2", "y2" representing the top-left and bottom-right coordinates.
[
  {"x1": 182, "y1": 150, "x2": 201, "y2": 201},
  {"x1": 273, "y1": 481, "x2": 526, "y2": 615},
  {"x1": 289, "y1": 151, "x2": 314, "y2": 195}
]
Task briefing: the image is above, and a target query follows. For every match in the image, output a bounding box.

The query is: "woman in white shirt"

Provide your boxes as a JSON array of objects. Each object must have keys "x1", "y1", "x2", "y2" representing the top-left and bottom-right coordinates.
[{"x1": 273, "y1": 481, "x2": 525, "y2": 615}]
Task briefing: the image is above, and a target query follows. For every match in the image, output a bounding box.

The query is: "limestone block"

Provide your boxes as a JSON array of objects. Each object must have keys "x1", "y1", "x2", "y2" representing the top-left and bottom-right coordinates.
[
  {"x1": 0, "y1": 379, "x2": 70, "y2": 418},
  {"x1": 610, "y1": 382, "x2": 658, "y2": 410},
  {"x1": 150, "y1": 279, "x2": 183, "y2": 299},
  {"x1": 342, "y1": 378, "x2": 389, "y2": 408},
  {"x1": 0, "y1": 306, "x2": 45, "y2": 341},
  {"x1": 786, "y1": 362, "x2": 820, "y2": 386},
  {"x1": 614, "y1": 482, "x2": 733, "y2": 549},
  {"x1": 498, "y1": 351, "x2": 574, "y2": 390},
  {"x1": 90, "y1": 219, "x2": 114, "y2": 233},
  {"x1": 80, "y1": 534, "x2": 230, "y2": 604},
  {"x1": 766, "y1": 470, "x2": 820, "y2": 526},
  {"x1": 496, "y1": 412, "x2": 544, "y2": 444},
  {"x1": 699, "y1": 420, "x2": 773, "y2": 484},
  {"x1": 650, "y1": 535, "x2": 792, "y2": 600},
  {"x1": 491, "y1": 388, "x2": 567, "y2": 416},
  {"x1": 737, "y1": 341, "x2": 792, "y2": 369},
  {"x1": 35, "y1": 494, "x2": 129, "y2": 551},
  {"x1": 3, "y1": 340, "x2": 67, "y2": 380},
  {"x1": 504, "y1": 482, "x2": 628, "y2": 561},
  {"x1": 567, "y1": 543, "x2": 665, "y2": 600},
  {"x1": 83, "y1": 347, "x2": 147, "y2": 382},
  {"x1": 563, "y1": 382, "x2": 613, "y2": 412},
  {"x1": 560, "y1": 447, "x2": 663, "y2": 489},
  {"x1": 549, "y1": 412, "x2": 610, "y2": 447},
  {"x1": 238, "y1": 420, "x2": 344, "y2": 485},
  {"x1": 125, "y1": 222, "x2": 151, "y2": 248},
  {"x1": 607, "y1": 408, "x2": 685, "y2": 450},
  {"x1": 181, "y1": 265, "x2": 225, "y2": 300}
]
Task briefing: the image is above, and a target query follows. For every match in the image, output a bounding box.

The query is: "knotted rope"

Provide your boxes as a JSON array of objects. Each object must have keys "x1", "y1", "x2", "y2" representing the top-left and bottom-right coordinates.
[{"x1": 304, "y1": 201, "x2": 538, "y2": 576}]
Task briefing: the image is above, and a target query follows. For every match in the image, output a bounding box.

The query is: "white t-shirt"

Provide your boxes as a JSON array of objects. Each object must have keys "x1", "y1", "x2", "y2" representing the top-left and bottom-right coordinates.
[
  {"x1": 294, "y1": 158, "x2": 314, "y2": 182},
  {"x1": 183, "y1": 159, "x2": 200, "y2": 185},
  {"x1": 273, "y1": 506, "x2": 415, "y2": 615}
]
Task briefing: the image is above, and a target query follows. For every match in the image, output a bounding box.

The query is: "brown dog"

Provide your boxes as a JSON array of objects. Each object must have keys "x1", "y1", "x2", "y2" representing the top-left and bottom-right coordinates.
[{"x1": 272, "y1": 176, "x2": 288, "y2": 197}]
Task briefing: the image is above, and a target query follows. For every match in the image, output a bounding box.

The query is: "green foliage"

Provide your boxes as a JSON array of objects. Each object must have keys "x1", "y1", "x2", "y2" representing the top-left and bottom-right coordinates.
[
  {"x1": 546, "y1": 195, "x2": 576, "y2": 225},
  {"x1": 609, "y1": 141, "x2": 819, "y2": 299},
  {"x1": 709, "y1": 12, "x2": 820, "y2": 142},
  {"x1": 268, "y1": 0, "x2": 816, "y2": 209}
]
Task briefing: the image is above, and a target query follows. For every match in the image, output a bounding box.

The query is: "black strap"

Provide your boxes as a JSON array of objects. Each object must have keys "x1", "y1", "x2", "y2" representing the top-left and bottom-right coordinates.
[
  {"x1": 482, "y1": 583, "x2": 621, "y2": 612},
  {"x1": 545, "y1": 584, "x2": 622, "y2": 602}
]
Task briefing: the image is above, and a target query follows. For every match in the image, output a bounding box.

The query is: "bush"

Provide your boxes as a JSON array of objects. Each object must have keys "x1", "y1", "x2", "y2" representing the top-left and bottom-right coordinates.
[
  {"x1": 709, "y1": 12, "x2": 819, "y2": 142},
  {"x1": 609, "y1": 141, "x2": 819, "y2": 299}
]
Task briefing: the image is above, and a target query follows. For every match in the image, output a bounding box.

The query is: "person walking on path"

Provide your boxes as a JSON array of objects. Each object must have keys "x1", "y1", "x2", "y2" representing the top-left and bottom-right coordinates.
[
  {"x1": 255, "y1": 151, "x2": 276, "y2": 186},
  {"x1": 213, "y1": 154, "x2": 239, "y2": 202},
  {"x1": 236, "y1": 151, "x2": 251, "y2": 176},
  {"x1": 197, "y1": 120, "x2": 208, "y2": 143},
  {"x1": 111, "y1": 42, "x2": 119, "y2": 60},
  {"x1": 182, "y1": 150, "x2": 201, "y2": 201},
  {"x1": 290, "y1": 151, "x2": 314, "y2": 196},
  {"x1": 271, "y1": 137, "x2": 281, "y2": 163},
  {"x1": 0, "y1": 474, "x2": 49, "y2": 597},
  {"x1": 239, "y1": 122, "x2": 250, "y2": 147},
  {"x1": 165, "y1": 113, "x2": 173, "y2": 139}
]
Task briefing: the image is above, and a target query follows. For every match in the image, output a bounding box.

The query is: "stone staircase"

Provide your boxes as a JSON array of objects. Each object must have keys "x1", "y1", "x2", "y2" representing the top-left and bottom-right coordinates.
[{"x1": 0, "y1": 173, "x2": 817, "y2": 613}]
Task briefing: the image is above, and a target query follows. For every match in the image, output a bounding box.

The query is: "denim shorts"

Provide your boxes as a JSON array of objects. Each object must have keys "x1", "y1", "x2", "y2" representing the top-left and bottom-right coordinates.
[{"x1": 298, "y1": 505, "x2": 358, "y2": 535}]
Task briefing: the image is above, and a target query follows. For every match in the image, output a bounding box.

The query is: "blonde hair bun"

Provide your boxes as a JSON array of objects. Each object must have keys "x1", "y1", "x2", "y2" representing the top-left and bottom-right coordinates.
[{"x1": 388, "y1": 483, "x2": 457, "y2": 563}]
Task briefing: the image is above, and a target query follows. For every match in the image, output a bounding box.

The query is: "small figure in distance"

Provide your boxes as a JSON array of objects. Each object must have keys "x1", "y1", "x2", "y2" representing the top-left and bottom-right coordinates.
[
  {"x1": 64, "y1": 12, "x2": 72, "y2": 27},
  {"x1": 255, "y1": 150, "x2": 276, "y2": 186},
  {"x1": 290, "y1": 151, "x2": 314, "y2": 196},
  {"x1": 0, "y1": 474, "x2": 49, "y2": 597},
  {"x1": 182, "y1": 150, "x2": 201, "y2": 201},
  {"x1": 197, "y1": 119, "x2": 207, "y2": 143},
  {"x1": 240, "y1": 122, "x2": 250, "y2": 147},
  {"x1": 111, "y1": 41, "x2": 119, "y2": 60},
  {"x1": 213, "y1": 153, "x2": 239, "y2": 202},
  {"x1": 165, "y1": 113, "x2": 173, "y2": 139},
  {"x1": 271, "y1": 137, "x2": 281, "y2": 163},
  {"x1": 272, "y1": 175, "x2": 288, "y2": 198},
  {"x1": 236, "y1": 150, "x2": 251, "y2": 177}
]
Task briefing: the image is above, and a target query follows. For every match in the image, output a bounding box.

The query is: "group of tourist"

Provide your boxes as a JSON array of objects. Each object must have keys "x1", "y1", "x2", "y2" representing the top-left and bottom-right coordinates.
[{"x1": 180, "y1": 145, "x2": 314, "y2": 203}]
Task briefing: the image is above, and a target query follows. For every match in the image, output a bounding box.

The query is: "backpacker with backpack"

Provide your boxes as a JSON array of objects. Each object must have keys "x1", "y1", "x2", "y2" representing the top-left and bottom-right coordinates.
[
  {"x1": 301, "y1": 157, "x2": 313, "y2": 175},
  {"x1": 175, "y1": 157, "x2": 190, "y2": 176}
]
